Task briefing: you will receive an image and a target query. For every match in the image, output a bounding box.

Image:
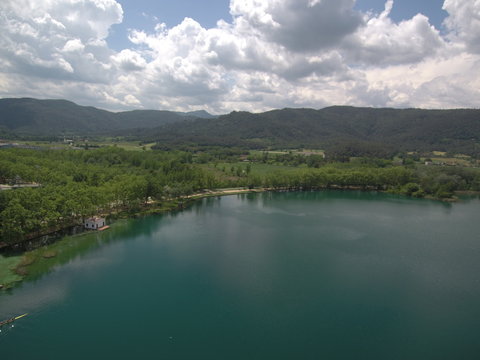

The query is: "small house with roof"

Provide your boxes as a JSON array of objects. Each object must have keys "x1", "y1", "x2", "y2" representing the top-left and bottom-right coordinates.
[{"x1": 84, "y1": 216, "x2": 106, "y2": 230}]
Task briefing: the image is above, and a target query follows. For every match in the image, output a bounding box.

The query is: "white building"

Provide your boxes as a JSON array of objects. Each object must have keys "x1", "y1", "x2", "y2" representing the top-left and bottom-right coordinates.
[{"x1": 84, "y1": 216, "x2": 106, "y2": 230}]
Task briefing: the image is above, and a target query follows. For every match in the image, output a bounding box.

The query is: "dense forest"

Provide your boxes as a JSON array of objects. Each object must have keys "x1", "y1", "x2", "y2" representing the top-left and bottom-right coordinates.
[
  {"x1": 1, "y1": 146, "x2": 480, "y2": 245},
  {"x1": 145, "y1": 107, "x2": 480, "y2": 156},
  {"x1": 0, "y1": 147, "x2": 216, "y2": 244},
  {"x1": 0, "y1": 98, "x2": 214, "y2": 136}
]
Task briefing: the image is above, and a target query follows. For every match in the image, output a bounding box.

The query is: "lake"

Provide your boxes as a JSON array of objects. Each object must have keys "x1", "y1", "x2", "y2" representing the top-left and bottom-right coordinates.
[{"x1": 1, "y1": 191, "x2": 480, "y2": 359}]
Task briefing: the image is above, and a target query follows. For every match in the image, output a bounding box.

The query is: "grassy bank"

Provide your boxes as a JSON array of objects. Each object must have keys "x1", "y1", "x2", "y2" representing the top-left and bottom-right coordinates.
[
  {"x1": 0, "y1": 255, "x2": 23, "y2": 289},
  {"x1": 0, "y1": 198, "x2": 187, "y2": 290}
]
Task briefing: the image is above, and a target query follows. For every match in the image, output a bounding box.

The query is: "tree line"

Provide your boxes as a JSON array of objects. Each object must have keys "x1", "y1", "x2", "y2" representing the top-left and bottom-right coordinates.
[
  {"x1": 1, "y1": 146, "x2": 480, "y2": 244},
  {"x1": 0, "y1": 147, "x2": 217, "y2": 243}
]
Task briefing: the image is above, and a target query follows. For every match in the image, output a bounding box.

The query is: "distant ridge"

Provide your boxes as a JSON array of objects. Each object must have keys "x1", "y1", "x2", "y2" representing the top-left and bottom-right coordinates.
[
  {"x1": 0, "y1": 98, "x2": 215, "y2": 135},
  {"x1": 138, "y1": 106, "x2": 480, "y2": 155},
  {"x1": 0, "y1": 97, "x2": 479, "y2": 155},
  {"x1": 179, "y1": 110, "x2": 217, "y2": 119}
]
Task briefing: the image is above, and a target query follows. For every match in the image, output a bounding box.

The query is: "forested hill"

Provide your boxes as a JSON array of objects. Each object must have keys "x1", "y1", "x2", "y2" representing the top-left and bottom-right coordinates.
[
  {"x1": 142, "y1": 106, "x2": 480, "y2": 155},
  {"x1": 1, "y1": 98, "x2": 479, "y2": 155},
  {"x1": 0, "y1": 98, "x2": 214, "y2": 136}
]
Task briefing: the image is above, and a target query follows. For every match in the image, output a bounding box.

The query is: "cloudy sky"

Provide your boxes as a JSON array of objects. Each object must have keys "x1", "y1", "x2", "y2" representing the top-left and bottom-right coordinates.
[{"x1": 0, "y1": 0, "x2": 479, "y2": 113}]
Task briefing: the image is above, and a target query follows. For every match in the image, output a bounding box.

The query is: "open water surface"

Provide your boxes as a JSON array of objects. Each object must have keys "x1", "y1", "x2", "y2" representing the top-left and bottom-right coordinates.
[{"x1": 1, "y1": 191, "x2": 480, "y2": 359}]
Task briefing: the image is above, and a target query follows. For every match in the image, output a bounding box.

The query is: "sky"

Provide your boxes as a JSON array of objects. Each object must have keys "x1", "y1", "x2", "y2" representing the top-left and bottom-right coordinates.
[{"x1": 0, "y1": 0, "x2": 479, "y2": 114}]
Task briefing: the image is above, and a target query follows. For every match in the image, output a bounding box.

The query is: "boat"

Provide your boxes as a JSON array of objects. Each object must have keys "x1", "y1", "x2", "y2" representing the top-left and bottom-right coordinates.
[{"x1": 0, "y1": 313, "x2": 28, "y2": 327}]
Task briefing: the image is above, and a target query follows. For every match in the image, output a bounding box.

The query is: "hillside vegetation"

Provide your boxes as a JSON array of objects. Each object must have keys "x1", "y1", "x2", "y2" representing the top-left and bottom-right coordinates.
[
  {"x1": 1, "y1": 98, "x2": 479, "y2": 156},
  {"x1": 0, "y1": 98, "x2": 214, "y2": 136},
  {"x1": 146, "y1": 107, "x2": 480, "y2": 156}
]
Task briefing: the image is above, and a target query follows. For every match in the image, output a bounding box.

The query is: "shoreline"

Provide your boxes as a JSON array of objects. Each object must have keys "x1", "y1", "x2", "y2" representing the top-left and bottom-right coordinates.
[
  {"x1": 0, "y1": 190, "x2": 260, "y2": 290},
  {"x1": 0, "y1": 185, "x2": 464, "y2": 252},
  {"x1": 0, "y1": 187, "x2": 471, "y2": 290}
]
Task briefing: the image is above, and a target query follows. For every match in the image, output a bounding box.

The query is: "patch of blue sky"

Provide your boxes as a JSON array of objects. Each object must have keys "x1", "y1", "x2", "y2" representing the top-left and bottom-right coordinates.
[
  {"x1": 108, "y1": 0, "x2": 231, "y2": 50},
  {"x1": 355, "y1": 0, "x2": 448, "y2": 30},
  {"x1": 107, "y1": 0, "x2": 449, "y2": 51}
]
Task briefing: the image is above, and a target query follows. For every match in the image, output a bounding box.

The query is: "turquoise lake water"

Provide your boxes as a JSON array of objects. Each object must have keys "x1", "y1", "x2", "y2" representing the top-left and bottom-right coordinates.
[{"x1": 1, "y1": 191, "x2": 480, "y2": 359}]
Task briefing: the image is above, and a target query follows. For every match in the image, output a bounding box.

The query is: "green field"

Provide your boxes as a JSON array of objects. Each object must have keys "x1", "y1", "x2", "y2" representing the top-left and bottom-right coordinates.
[
  {"x1": 97, "y1": 141, "x2": 156, "y2": 151},
  {"x1": 201, "y1": 162, "x2": 305, "y2": 180},
  {"x1": 11, "y1": 139, "x2": 156, "y2": 152}
]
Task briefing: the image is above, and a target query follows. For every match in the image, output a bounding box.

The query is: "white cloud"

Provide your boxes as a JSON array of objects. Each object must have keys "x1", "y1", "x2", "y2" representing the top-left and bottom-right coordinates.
[
  {"x1": 124, "y1": 94, "x2": 141, "y2": 105},
  {"x1": 62, "y1": 38, "x2": 85, "y2": 52},
  {"x1": 344, "y1": 1, "x2": 445, "y2": 66},
  {"x1": 360, "y1": 52, "x2": 480, "y2": 108},
  {"x1": 0, "y1": 0, "x2": 122, "y2": 82},
  {"x1": 111, "y1": 49, "x2": 146, "y2": 71},
  {"x1": 0, "y1": 0, "x2": 479, "y2": 113},
  {"x1": 443, "y1": 0, "x2": 480, "y2": 53},
  {"x1": 229, "y1": 0, "x2": 362, "y2": 52}
]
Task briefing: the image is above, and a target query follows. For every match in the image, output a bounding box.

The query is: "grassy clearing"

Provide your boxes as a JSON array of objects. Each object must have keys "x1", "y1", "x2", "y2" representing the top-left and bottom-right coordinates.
[
  {"x1": 12, "y1": 139, "x2": 157, "y2": 152},
  {"x1": 431, "y1": 157, "x2": 471, "y2": 166},
  {"x1": 0, "y1": 255, "x2": 23, "y2": 288},
  {"x1": 98, "y1": 142, "x2": 156, "y2": 151},
  {"x1": 14, "y1": 140, "x2": 72, "y2": 150},
  {"x1": 203, "y1": 162, "x2": 304, "y2": 179}
]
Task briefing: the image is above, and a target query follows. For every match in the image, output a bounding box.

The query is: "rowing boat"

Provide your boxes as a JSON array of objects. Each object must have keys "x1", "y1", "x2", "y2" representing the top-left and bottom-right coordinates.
[{"x1": 0, "y1": 313, "x2": 28, "y2": 327}]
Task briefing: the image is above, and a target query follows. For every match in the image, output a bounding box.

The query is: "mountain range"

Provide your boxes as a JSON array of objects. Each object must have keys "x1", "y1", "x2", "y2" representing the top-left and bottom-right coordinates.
[
  {"x1": 0, "y1": 97, "x2": 479, "y2": 155},
  {"x1": 133, "y1": 106, "x2": 480, "y2": 155},
  {"x1": 0, "y1": 98, "x2": 215, "y2": 136}
]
